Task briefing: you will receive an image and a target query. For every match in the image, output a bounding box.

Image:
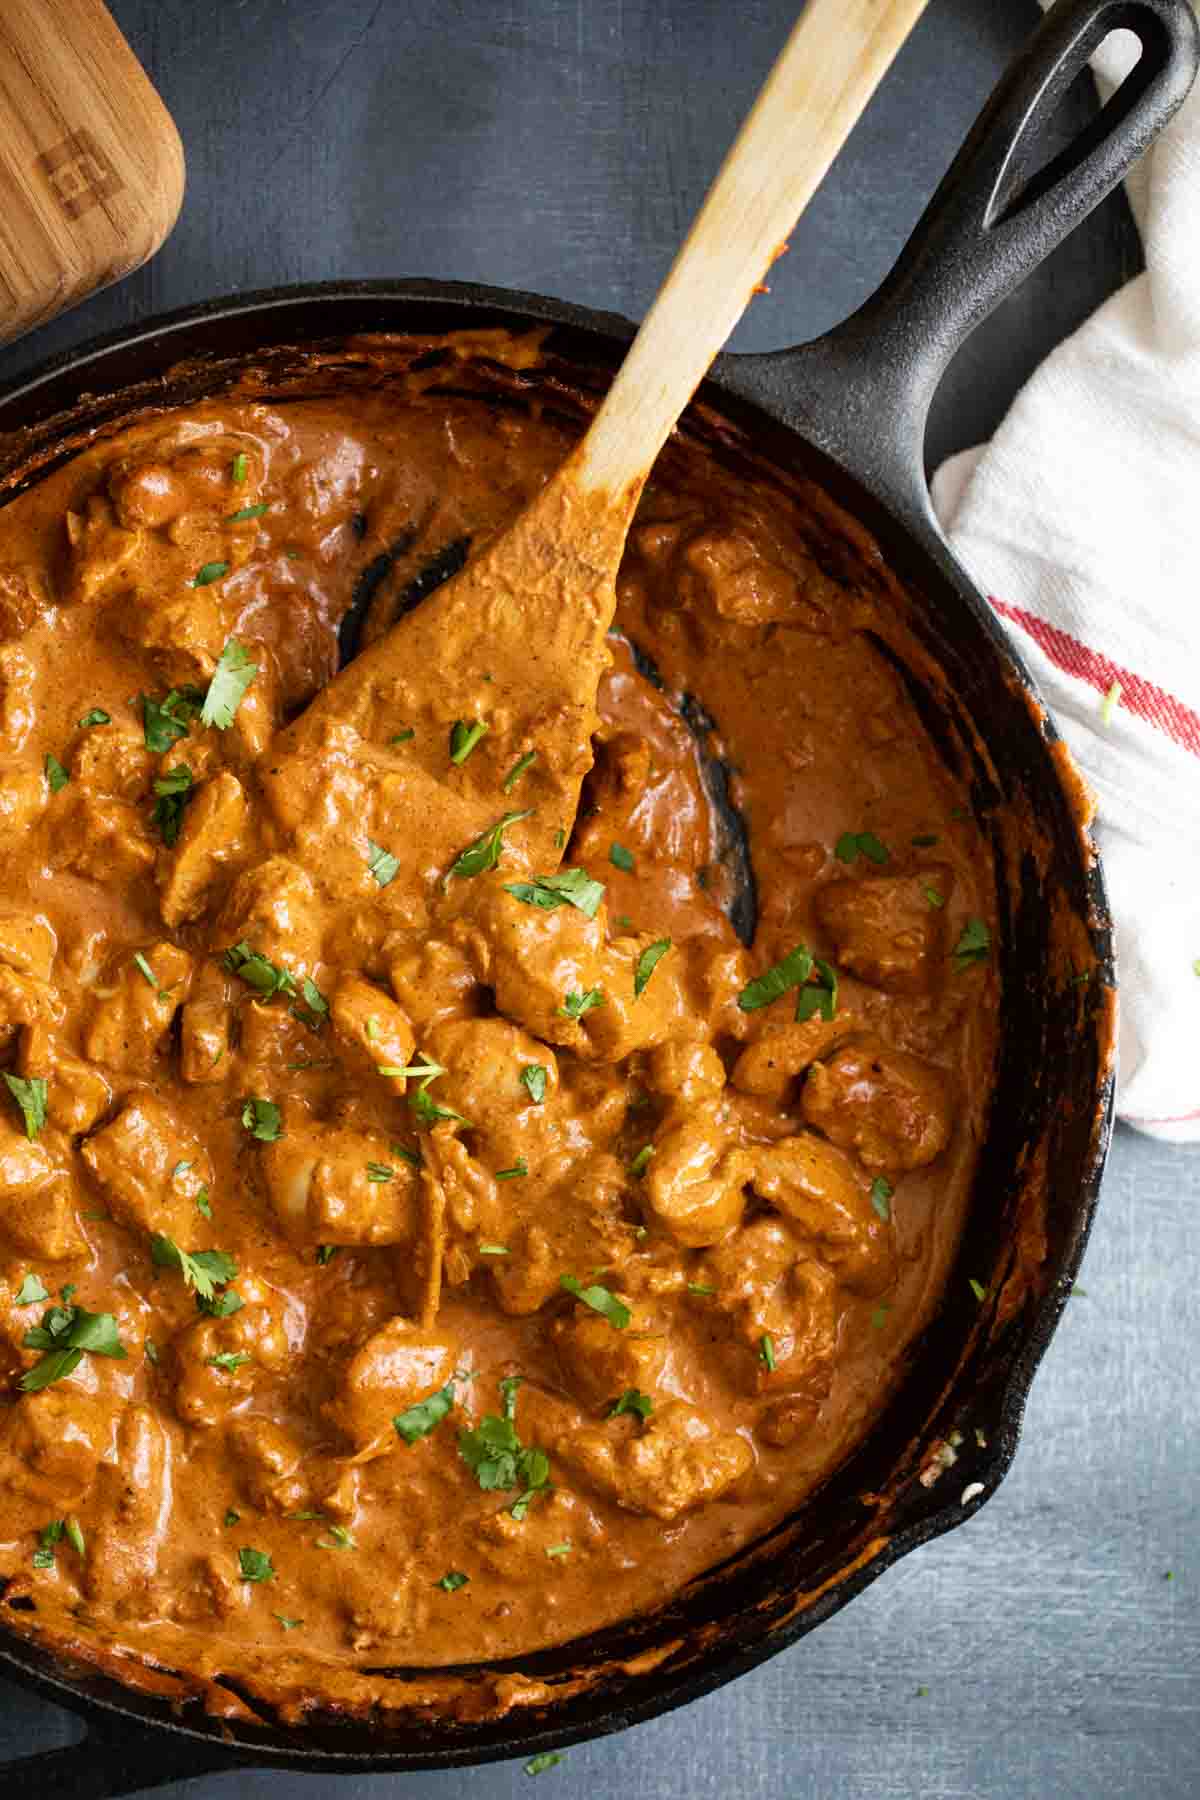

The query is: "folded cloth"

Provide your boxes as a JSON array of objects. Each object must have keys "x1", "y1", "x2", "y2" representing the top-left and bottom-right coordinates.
[{"x1": 931, "y1": 10, "x2": 1200, "y2": 1143}]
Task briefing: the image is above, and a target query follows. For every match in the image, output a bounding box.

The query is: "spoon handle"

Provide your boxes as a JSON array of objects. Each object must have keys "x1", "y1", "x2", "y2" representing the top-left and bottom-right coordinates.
[{"x1": 574, "y1": 0, "x2": 931, "y2": 499}]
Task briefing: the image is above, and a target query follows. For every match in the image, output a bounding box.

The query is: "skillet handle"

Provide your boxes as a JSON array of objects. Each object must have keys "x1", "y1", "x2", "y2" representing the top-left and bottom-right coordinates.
[
  {"x1": 719, "y1": 0, "x2": 1200, "y2": 518},
  {"x1": 0, "y1": 1719, "x2": 246, "y2": 1795}
]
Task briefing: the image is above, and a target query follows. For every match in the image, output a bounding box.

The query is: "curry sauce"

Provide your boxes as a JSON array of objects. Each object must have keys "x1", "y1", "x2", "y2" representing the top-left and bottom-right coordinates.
[{"x1": 0, "y1": 338, "x2": 998, "y2": 1706}]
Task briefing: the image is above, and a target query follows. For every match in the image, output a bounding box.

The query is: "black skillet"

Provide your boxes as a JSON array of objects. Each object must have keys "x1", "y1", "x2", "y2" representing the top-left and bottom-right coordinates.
[{"x1": 0, "y1": 0, "x2": 1194, "y2": 1790}]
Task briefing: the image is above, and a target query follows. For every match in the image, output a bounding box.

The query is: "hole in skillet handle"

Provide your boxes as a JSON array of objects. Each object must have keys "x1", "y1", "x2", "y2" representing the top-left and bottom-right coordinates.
[{"x1": 0, "y1": 1712, "x2": 246, "y2": 1796}]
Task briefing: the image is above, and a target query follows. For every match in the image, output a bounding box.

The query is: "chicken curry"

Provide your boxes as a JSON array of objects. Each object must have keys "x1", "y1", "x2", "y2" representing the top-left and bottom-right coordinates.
[{"x1": 0, "y1": 335, "x2": 998, "y2": 1717}]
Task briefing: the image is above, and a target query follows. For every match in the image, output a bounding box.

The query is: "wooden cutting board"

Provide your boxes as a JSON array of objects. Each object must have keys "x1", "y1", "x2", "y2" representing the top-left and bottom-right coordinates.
[{"x1": 0, "y1": 0, "x2": 184, "y2": 347}]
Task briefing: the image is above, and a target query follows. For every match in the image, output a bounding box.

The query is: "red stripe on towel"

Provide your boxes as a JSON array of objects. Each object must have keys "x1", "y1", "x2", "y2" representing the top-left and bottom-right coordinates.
[{"x1": 989, "y1": 598, "x2": 1200, "y2": 757}]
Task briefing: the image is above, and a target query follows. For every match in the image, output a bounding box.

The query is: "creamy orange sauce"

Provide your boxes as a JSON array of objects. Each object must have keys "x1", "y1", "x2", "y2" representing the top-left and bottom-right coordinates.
[{"x1": 0, "y1": 339, "x2": 998, "y2": 1705}]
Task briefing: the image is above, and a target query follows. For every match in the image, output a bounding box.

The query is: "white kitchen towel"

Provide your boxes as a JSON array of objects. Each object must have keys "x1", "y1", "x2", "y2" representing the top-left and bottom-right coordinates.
[{"x1": 931, "y1": 11, "x2": 1200, "y2": 1142}]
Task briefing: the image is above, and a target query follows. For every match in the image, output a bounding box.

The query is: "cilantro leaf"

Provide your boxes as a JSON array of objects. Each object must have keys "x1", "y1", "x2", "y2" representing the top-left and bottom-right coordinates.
[
  {"x1": 558, "y1": 986, "x2": 604, "y2": 1021},
  {"x1": 436, "y1": 1569, "x2": 470, "y2": 1592},
  {"x1": 77, "y1": 708, "x2": 111, "y2": 729},
  {"x1": 870, "y1": 1176, "x2": 893, "y2": 1221},
  {"x1": 759, "y1": 1333, "x2": 777, "y2": 1372},
  {"x1": 238, "y1": 1547, "x2": 274, "y2": 1583},
  {"x1": 502, "y1": 750, "x2": 537, "y2": 793},
  {"x1": 152, "y1": 763, "x2": 195, "y2": 847},
  {"x1": 394, "y1": 1380, "x2": 456, "y2": 1445},
  {"x1": 367, "y1": 840, "x2": 400, "y2": 887},
  {"x1": 449, "y1": 719, "x2": 488, "y2": 764},
  {"x1": 633, "y1": 937, "x2": 671, "y2": 998},
  {"x1": 241, "y1": 1097, "x2": 283, "y2": 1141},
  {"x1": 503, "y1": 866, "x2": 605, "y2": 919},
  {"x1": 3, "y1": 1074, "x2": 47, "y2": 1140},
  {"x1": 20, "y1": 1303, "x2": 126, "y2": 1390},
  {"x1": 609, "y1": 843, "x2": 634, "y2": 872},
  {"x1": 191, "y1": 561, "x2": 230, "y2": 588},
  {"x1": 953, "y1": 919, "x2": 991, "y2": 972},
  {"x1": 222, "y1": 940, "x2": 296, "y2": 999},
  {"x1": 141, "y1": 686, "x2": 204, "y2": 754},
  {"x1": 606, "y1": 1389, "x2": 653, "y2": 1420},
  {"x1": 520, "y1": 1064, "x2": 547, "y2": 1104},
  {"x1": 447, "y1": 809, "x2": 533, "y2": 881},
  {"x1": 14, "y1": 1274, "x2": 49, "y2": 1306},
  {"x1": 150, "y1": 1235, "x2": 238, "y2": 1302},
  {"x1": 200, "y1": 637, "x2": 258, "y2": 729},
  {"x1": 738, "y1": 944, "x2": 813, "y2": 1012},
  {"x1": 559, "y1": 1275, "x2": 630, "y2": 1329},
  {"x1": 44, "y1": 754, "x2": 69, "y2": 793},
  {"x1": 795, "y1": 956, "x2": 838, "y2": 1023},
  {"x1": 228, "y1": 502, "x2": 269, "y2": 522},
  {"x1": 834, "y1": 831, "x2": 889, "y2": 865}
]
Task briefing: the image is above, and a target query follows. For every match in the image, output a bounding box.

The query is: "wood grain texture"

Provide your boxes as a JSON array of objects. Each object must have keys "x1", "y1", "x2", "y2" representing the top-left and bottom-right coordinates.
[
  {"x1": 0, "y1": 3, "x2": 1191, "y2": 1797},
  {"x1": 578, "y1": 0, "x2": 930, "y2": 494},
  {"x1": 0, "y1": 0, "x2": 184, "y2": 344}
]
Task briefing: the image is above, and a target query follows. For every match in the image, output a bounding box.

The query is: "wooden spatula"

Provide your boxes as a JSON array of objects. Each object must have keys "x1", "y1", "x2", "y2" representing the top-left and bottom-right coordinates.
[{"x1": 260, "y1": 0, "x2": 930, "y2": 900}]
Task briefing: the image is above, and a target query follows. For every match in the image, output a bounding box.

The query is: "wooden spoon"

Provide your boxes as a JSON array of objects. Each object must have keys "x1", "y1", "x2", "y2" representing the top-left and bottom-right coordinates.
[{"x1": 259, "y1": 0, "x2": 930, "y2": 901}]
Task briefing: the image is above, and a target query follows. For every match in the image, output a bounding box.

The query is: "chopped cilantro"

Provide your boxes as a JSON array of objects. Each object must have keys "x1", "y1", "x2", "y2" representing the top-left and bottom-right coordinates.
[
  {"x1": 525, "y1": 1752, "x2": 564, "y2": 1776},
  {"x1": 200, "y1": 637, "x2": 258, "y2": 728},
  {"x1": 545, "y1": 1543, "x2": 572, "y2": 1559},
  {"x1": 317, "y1": 1524, "x2": 356, "y2": 1550},
  {"x1": 870, "y1": 1176, "x2": 893, "y2": 1221},
  {"x1": 436, "y1": 1570, "x2": 470, "y2": 1592},
  {"x1": 241, "y1": 1097, "x2": 282, "y2": 1141},
  {"x1": 366, "y1": 1161, "x2": 394, "y2": 1183},
  {"x1": 14, "y1": 1274, "x2": 49, "y2": 1306},
  {"x1": 629, "y1": 1144, "x2": 654, "y2": 1177},
  {"x1": 195, "y1": 1186, "x2": 212, "y2": 1219},
  {"x1": 20, "y1": 1302, "x2": 126, "y2": 1390},
  {"x1": 922, "y1": 882, "x2": 945, "y2": 909},
  {"x1": 520, "y1": 1063, "x2": 547, "y2": 1104},
  {"x1": 205, "y1": 1350, "x2": 253, "y2": 1372},
  {"x1": 390, "y1": 727, "x2": 415, "y2": 745},
  {"x1": 478, "y1": 1243, "x2": 510, "y2": 1256},
  {"x1": 132, "y1": 950, "x2": 167, "y2": 997},
  {"x1": 394, "y1": 1380, "x2": 456, "y2": 1445},
  {"x1": 795, "y1": 956, "x2": 838, "y2": 1023},
  {"x1": 634, "y1": 937, "x2": 671, "y2": 997},
  {"x1": 447, "y1": 809, "x2": 533, "y2": 881},
  {"x1": 274, "y1": 1614, "x2": 303, "y2": 1629},
  {"x1": 558, "y1": 986, "x2": 604, "y2": 1021},
  {"x1": 607, "y1": 1389, "x2": 653, "y2": 1420},
  {"x1": 687, "y1": 1282, "x2": 716, "y2": 1297},
  {"x1": 3, "y1": 1074, "x2": 47, "y2": 1141},
  {"x1": 969, "y1": 1278, "x2": 988, "y2": 1303},
  {"x1": 152, "y1": 763, "x2": 194, "y2": 846},
  {"x1": 495, "y1": 1160, "x2": 528, "y2": 1181},
  {"x1": 835, "y1": 830, "x2": 889, "y2": 865},
  {"x1": 503, "y1": 866, "x2": 605, "y2": 919},
  {"x1": 237, "y1": 1547, "x2": 274, "y2": 1583},
  {"x1": 449, "y1": 719, "x2": 488, "y2": 764},
  {"x1": 44, "y1": 754, "x2": 69, "y2": 792},
  {"x1": 32, "y1": 1519, "x2": 64, "y2": 1569},
  {"x1": 502, "y1": 750, "x2": 537, "y2": 792},
  {"x1": 609, "y1": 843, "x2": 634, "y2": 872},
  {"x1": 228, "y1": 502, "x2": 270, "y2": 522},
  {"x1": 738, "y1": 944, "x2": 813, "y2": 1012},
  {"x1": 141, "y1": 686, "x2": 204, "y2": 753},
  {"x1": 953, "y1": 919, "x2": 991, "y2": 972},
  {"x1": 457, "y1": 1377, "x2": 550, "y2": 1504},
  {"x1": 759, "y1": 1333, "x2": 777, "y2": 1372},
  {"x1": 191, "y1": 561, "x2": 229, "y2": 588},
  {"x1": 222, "y1": 940, "x2": 296, "y2": 1000},
  {"x1": 367, "y1": 839, "x2": 400, "y2": 886},
  {"x1": 560, "y1": 1275, "x2": 630, "y2": 1329},
  {"x1": 231, "y1": 452, "x2": 248, "y2": 484},
  {"x1": 150, "y1": 1236, "x2": 238, "y2": 1302},
  {"x1": 77, "y1": 708, "x2": 111, "y2": 728}
]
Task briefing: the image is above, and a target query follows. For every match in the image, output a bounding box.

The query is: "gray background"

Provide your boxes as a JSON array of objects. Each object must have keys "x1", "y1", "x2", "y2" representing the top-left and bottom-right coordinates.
[{"x1": 1, "y1": 1, "x2": 1196, "y2": 1795}]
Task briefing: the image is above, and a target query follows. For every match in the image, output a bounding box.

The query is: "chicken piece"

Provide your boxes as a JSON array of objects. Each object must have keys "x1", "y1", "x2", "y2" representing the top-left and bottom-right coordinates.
[
  {"x1": 676, "y1": 527, "x2": 803, "y2": 627},
  {"x1": 0, "y1": 761, "x2": 47, "y2": 837},
  {"x1": 119, "y1": 587, "x2": 227, "y2": 688},
  {"x1": 801, "y1": 1033, "x2": 953, "y2": 1172},
  {"x1": 81, "y1": 1092, "x2": 213, "y2": 1243},
  {"x1": 0, "y1": 1121, "x2": 82, "y2": 1260},
  {"x1": 0, "y1": 1387, "x2": 113, "y2": 1506},
  {"x1": 69, "y1": 723, "x2": 153, "y2": 802},
  {"x1": 729, "y1": 1015, "x2": 854, "y2": 1104},
  {"x1": 748, "y1": 1134, "x2": 893, "y2": 1296},
  {"x1": 83, "y1": 941, "x2": 193, "y2": 1073},
  {"x1": 0, "y1": 644, "x2": 37, "y2": 748},
  {"x1": 53, "y1": 794, "x2": 157, "y2": 886},
  {"x1": 427, "y1": 1015, "x2": 561, "y2": 1170},
  {"x1": 171, "y1": 1550, "x2": 253, "y2": 1626},
  {"x1": 214, "y1": 856, "x2": 323, "y2": 980},
  {"x1": 238, "y1": 998, "x2": 313, "y2": 1072},
  {"x1": 644, "y1": 1039, "x2": 726, "y2": 1107},
  {"x1": 85, "y1": 1405, "x2": 172, "y2": 1617},
  {"x1": 474, "y1": 1486, "x2": 606, "y2": 1586},
  {"x1": 0, "y1": 913, "x2": 60, "y2": 1049},
  {"x1": 64, "y1": 493, "x2": 143, "y2": 604},
  {"x1": 224, "y1": 1415, "x2": 310, "y2": 1515},
  {"x1": 331, "y1": 975, "x2": 415, "y2": 1092},
  {"x1": 488, "y1": 1154, "x2": 636, "y2": 1315},
  {"x1": 642, "y1": 1099, "x2": 749, "y2": 1248},
  {"x1": 179, "y1": 961, "x2": 233, "y2": 1084},
  {"x1": 815, "y1": 869, "x2": 953, "y2": 995},
  {"x1": 386, "y1": 935, "x2": 479, "y2": 1033},
  {"x1": 551, "y1": 1304, "x2": 666, "y2": 1413},
  {"x1": 0, "y1": 563, "x2": 50, "y2": 640},
  {"x1": 258, "y1": 1117, "x2": 421, "y2": 1248},
  {"x1": 158, "y1": 770, "x2": 251, "y2": 927},
  {"x1": 555, "y1": 1401, "x2": 752, "y2": 1522},
  {"x1": 19, "y1": 1026, "x2": 111, "y2": 1135},
  {"x1": 324, "y1": 1317, "x2": 456, "y2": 1452},
  {"x1": 108, "y1": 455, "x2": 193, "y2": 528},
  {"x1": 173, "y1": 1303, "x2": 288, "y2": 1429}
]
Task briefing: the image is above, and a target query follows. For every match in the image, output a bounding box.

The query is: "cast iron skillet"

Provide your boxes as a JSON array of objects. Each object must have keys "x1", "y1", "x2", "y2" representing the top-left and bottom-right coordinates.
[{"x1": 0, "y1": 0, "x2": 1194, "y2": 1791}]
